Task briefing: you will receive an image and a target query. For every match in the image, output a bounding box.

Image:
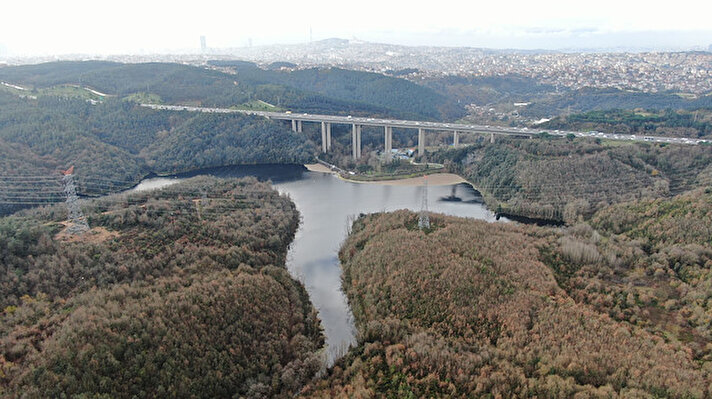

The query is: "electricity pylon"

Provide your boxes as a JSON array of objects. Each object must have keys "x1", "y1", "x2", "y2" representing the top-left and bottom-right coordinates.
[
  {"x1": 418, "y1": 175, "x2": 430, "y2": 230},
  {"x1": 62, "y1": 166, "x2": 89, "y2": 234}
]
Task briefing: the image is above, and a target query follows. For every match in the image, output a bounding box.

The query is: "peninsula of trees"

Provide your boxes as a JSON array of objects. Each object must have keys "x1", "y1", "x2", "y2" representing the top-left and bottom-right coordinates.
[
  {"x1": 0, "y1": 177, "x2": 324, "y2": 397},
  {"x1": 434, "y1": 137, "x2": 712, "y2": 222},
  {"x1": 304, "y1": 208, "x2": 711, "y2": 397}
]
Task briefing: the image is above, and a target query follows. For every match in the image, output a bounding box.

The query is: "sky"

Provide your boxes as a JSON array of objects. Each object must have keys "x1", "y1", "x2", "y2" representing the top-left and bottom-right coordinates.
[{"x1": 2, "y1": 0, "x2": 712, "y2": 56}]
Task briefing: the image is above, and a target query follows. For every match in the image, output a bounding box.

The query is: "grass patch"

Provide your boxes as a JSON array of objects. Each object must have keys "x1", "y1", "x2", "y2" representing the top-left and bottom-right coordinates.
[
  {"x1": 345, "y1": 162, "x2": 444, "y2": 182},
  {"x1": 230, "y1": 100, "x2": 283, "y2": 111},
  {"x1": 124, "y1": 92, "x2": 162, "y2": 104},
  {"x1": 0, "y1": 83, "x2": 104, "y2": 102}
]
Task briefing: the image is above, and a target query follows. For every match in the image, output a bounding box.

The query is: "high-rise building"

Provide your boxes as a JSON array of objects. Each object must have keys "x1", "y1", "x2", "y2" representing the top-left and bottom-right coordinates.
[{"x1": 200, "y1": 36, "x2": 207, "y2": 53}]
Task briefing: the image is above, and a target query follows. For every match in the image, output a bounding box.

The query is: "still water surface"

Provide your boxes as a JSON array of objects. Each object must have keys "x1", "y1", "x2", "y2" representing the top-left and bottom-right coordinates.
[{"x1": 132, "y1": 165, "x2": 503, "y2": 364}]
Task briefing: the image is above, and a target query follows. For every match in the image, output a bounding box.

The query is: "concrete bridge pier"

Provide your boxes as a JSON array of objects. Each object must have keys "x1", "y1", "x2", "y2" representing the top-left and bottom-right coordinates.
[
  {"x1": 357, "y1": 125, "x2": 362, "y2": 158},
  {"x1": 291, "y1": 120, "x2": 297, "y2": 132},
  {"x1": 297, "y1": 120, "x2": 303, "y2": 133},
  {"x1": 490, "y1": 132, "x2": 495, "y2": 143},
  {"x1": 453, "y1": 131, "x2": 459, "y2": 147},
  {"x1": 384, "y1": 126, "x2": 393, "y2": 161},
  {"x1": 418, "y1": 128, "x2": 425, "y2": 156},
  {"x1": 326, "y1": 122, "x2": 332, "y2": 150},
  {"x1": 321, "y1": 122, "x2": 328, "y2": 153},
  {"x1": 352, "y1": 124, "x2": 362, "y2": 159}
]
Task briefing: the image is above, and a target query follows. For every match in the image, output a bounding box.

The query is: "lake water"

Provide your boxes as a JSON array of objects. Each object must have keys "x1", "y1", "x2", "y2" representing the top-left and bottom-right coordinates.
[{"x1": 132, "y1": 164, "x2": 504, "y2": 365}]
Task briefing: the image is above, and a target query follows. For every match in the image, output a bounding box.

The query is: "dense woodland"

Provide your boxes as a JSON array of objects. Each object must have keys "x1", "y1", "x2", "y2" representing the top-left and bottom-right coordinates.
[
  {"x1": 4, "y1": 60, "x2": 712, "y2": 397},
  {"x1": 423, "y1": 74, "x2": 712, "y2": 119},
  {"x1": 0, "y1": 60, "x2": 470, "y2": 216},
  {"x1": 0, "y1": 61, "x2": 457, "y2": 120},
  {"x1": 0, "y1": 177, "x2": 324, "y2": 397},
  {"x1": 0, "y1": 91, "x2": 314, "y2": 215},
  {"x1": 433, "y1": 137, "x2": 712, "y2": 222},
  {"x1": 303, "y1": 210, "x2": 711, "y2": 397},
  {"x1": 423, "y1": 74, "x2": 557, "y2": 112},
  {"x1": 3, "y1": 61, "x2": 709, "y2": 130},
  {"x1": 209, "y1": 61, "x2": 462, "y2": 120},
  {"x1": 579, "y1": 189, "x2": 712, "y2": 357},
  {"x1": 541, "y1": 108, "x2": 712, "y2": 138},
  {"x1": 0, "y1": 61, "x2": 340, "y2": 112},
  {"x1": 526, "y1": 87, "x2": 712, "y2": 118}
]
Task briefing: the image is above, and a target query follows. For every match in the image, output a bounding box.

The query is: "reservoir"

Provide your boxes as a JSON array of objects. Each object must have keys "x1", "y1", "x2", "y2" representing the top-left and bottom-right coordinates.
[{"x1": 132, "y1": 164, "x2": 504, "y2": 364}]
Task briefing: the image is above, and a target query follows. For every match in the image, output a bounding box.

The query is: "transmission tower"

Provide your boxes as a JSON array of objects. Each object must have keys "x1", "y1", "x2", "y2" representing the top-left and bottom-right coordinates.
[
  {"x1": 61, "y1": 166, "x2": 89, "y2": 234},
  {"x1": 418, "y1": 175, "x2": 430, "y2": 230},
  {"x1": 197, "y1": 187, "x2": 208, "y2": 221}
]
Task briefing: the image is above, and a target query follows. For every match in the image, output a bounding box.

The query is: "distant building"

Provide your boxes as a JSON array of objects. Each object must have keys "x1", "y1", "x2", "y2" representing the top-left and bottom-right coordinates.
[{"x1": 200, "y1": 36, "x2": 207, "y2": 53}]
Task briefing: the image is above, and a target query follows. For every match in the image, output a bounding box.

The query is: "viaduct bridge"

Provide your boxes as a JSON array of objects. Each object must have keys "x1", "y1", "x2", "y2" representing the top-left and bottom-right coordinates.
[
  {"x1": 141, "y1": 104, "x2": 537, "y2": 160},
  {"x1": 141, "y1": 104, "x2": 698, "y2": 159}
]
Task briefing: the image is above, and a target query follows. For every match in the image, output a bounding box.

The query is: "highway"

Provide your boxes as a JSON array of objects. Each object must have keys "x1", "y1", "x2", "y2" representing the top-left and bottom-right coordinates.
[{"x1": 140, "y1": 103, "x2": 707, "y2": 146}]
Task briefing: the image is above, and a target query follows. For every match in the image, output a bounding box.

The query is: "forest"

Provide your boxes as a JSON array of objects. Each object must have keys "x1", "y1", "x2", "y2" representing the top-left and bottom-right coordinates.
[
  {"x1": 302, "y1": 209, "x2": 711, "y2": 397},
  {"x1": 0, "y1": 91, "x2": 314, "y2": 215},
  {"x1": 4, "y1": 61, "x2": 710, "y2": 125},
  {"x1": 578, "y1": 189, "x2": 712, "y2": 353},
  {"x1": 541, "y1": 108, "x2": 712, "y2": 138},
  {"x1": 4, "y1": 59, "x2": 712, "y2": 397},
  {"x1": 0, "y1": 177, "x2": 324, "y2": 398},
  {"x1": 422, "y1": 74, "x2": 557, "y2": 112},
  {"x1": 0, "y1": 59, "x2": 473, "y2": 217},
  {"x1": 0, "y1": 61, "x2": 334, "y2": 111},
  {"x1": 423, "y1": 74, "x2": 712, "y2": 119},
  {"x1": 526, "y1": 87, "x2": 712, "y2": 118},
  {"x1": 432, "y1": 137, "x2": 712, "y2": 222},
  {"x1": 0, "y1": 60, "x2": 458, "y2": 120},
  {"x1": 209, "y1": 61, "x2": 462, "y2": 120}
]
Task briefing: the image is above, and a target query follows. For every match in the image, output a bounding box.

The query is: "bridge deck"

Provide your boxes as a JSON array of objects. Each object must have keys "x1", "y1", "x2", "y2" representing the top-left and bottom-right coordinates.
[{"x1": 140, "y1": 103, "x2": 703, "y2": 145}]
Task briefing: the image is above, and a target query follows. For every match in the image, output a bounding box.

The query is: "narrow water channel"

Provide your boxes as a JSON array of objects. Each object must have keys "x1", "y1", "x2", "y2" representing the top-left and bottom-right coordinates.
[{"x1": 132, "y1": 165, "x2": 504, "y2": 365}]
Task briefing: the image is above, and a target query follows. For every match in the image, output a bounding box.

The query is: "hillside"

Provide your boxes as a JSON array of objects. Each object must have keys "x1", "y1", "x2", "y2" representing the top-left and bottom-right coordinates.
[
  {"x1": 0, "y1": 61, "x2": 357, "y2": 113},
  {"x1": 0, "y1": 92, "x2": 314, "y2": 215},
  {"x1": 0, "y1": 177, "x2": 324, "y2": 397},
  {"x1": 565, "y1": 189, "x2": 712, "y2": 355},
  {"x1": 0, "y1": 60, "x2": 463, "y2": 120},
  {"x1": 526, "y1": 87, "x2": 712, "y2": 118},
  {"x1": 302, "y1": 210, "x2": 709, "y2": 397},
  {"x1": 541, "y1": 108, "x2": 712, "y2": 138},
  {"x1": 433, "y1": 137, "x2": 712, "y2": 222},
  {"x1": 210, "y1": 61, "x2": 463, "y2": 120},
  {"x1": 422, "y1": 75, "x2": 712, "y2": 121},
  {"x1": 423, "y1": 74, "x2": 557, "y2": 110}
]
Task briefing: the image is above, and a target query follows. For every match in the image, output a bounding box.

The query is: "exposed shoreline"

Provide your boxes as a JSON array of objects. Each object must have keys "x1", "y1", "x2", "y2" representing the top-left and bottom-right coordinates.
[
  {"x1": 304, "y1": 163, "x2": 466, "y2": 186},
  {"x1": 304, "y1": 163, "x2": 334, "y2": 174}
]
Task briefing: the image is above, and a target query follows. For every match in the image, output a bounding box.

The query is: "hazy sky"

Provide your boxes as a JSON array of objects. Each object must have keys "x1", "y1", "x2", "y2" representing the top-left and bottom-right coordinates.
[{"x1": 2, "y1": 0, "x2": 712, "y2": 55}]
